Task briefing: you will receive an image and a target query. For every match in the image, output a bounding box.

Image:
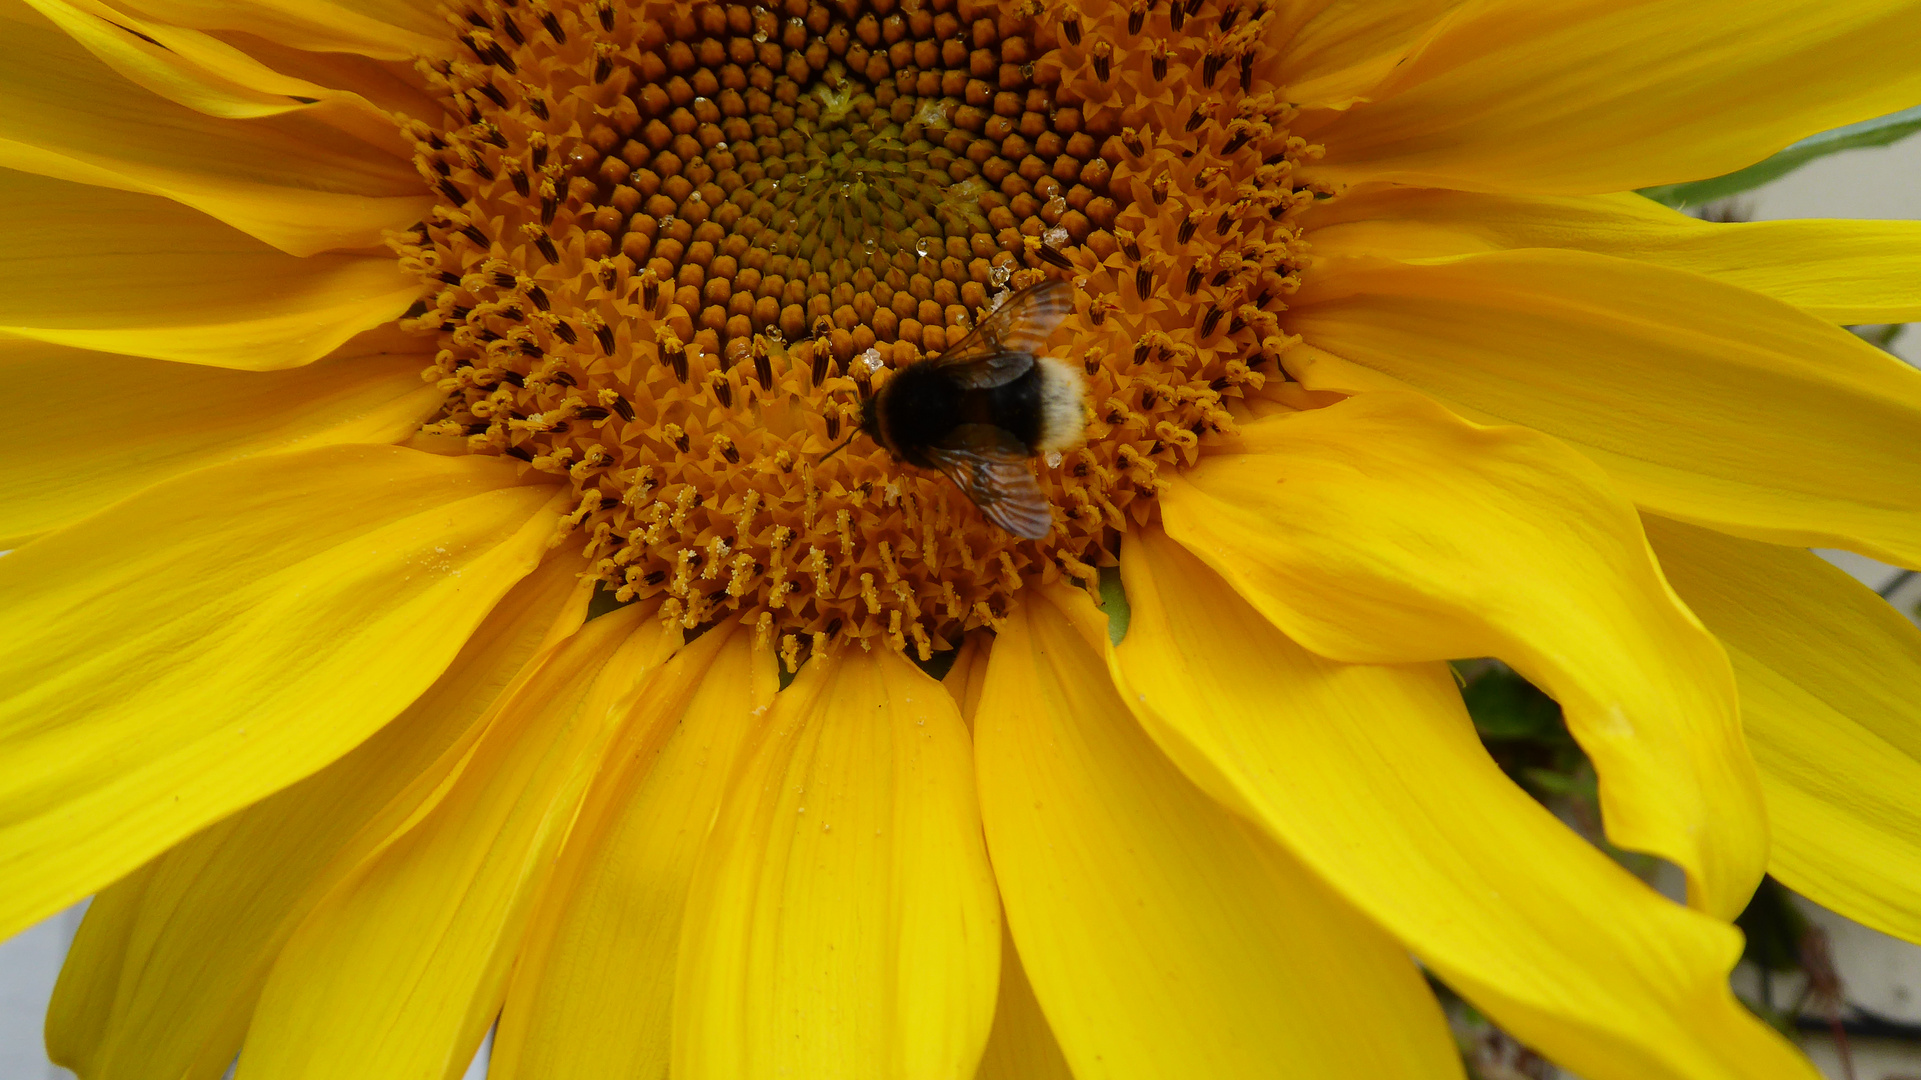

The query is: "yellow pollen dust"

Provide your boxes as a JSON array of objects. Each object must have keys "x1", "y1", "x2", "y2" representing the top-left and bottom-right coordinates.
[{"x1": 393, "y1": 0, "x2": 1322, "y2": 665}]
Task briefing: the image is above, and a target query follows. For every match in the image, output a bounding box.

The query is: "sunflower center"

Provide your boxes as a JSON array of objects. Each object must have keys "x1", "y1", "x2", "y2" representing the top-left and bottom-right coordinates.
[{"x1": 393, "y1": 0, "x2": 1319, "y2": 666}]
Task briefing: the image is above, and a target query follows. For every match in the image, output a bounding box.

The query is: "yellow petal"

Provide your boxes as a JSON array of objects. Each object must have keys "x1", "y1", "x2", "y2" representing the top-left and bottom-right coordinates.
[
  {"x1": 0, "y1": 339, "x2": 435, "y2": 549},
  {"x1": 973, "y1": 585, "x2": 1461, "y2": 1080},
  {"x1": 940, "y1": 630, "x2": 992, "y2": 730},
  {"x1": 0, "y1": 444, "x2": 562, "y2": 940},
  {"x1": 115, "y1": 0, "x2": 449, "y2": 60},
  {"x1": 1644, "y1": 517, "x2": 1921, "y2": 946},
  {"x1": 0, "y1": 170, "x2": 419, "y2": 367},
  {"x1": 973, "y1": 919, "x2": 1072, "y2": 1080},
  {"x1": 236, "y1": 605, "x2": 681, "y2": 1080},
  {"x1": 1267, "y1": 0, "x2": 1458, "y2": 108},
  {"x1": 1288, "y1": 248, "x2": 1921, "y2": 568},
  {"x1": 0, "y1": 1, "x2": 426, "y2": 255},
  {"x1": 490, "y1": 627, "x2": 775, "y2": 1080},
  {"x1": 1110, "y1": 526, "x2": 1814, "y2": 1080},
  {"x1": 1302, "y1": 0, "x2": 1921, "y2": 194},
  {"x1": 46, "y1": 551, "x2": 592, "y2": 1080},
  {"x1": 1163, "y1": 392, "x2": 1763, "y2": 916},
  {"x1": 674, "y1": 646, "x2": 1000, "y2": 1080},
  {"x1": 1305, "y1": 187, "x2": 1921, "y2": 324}
]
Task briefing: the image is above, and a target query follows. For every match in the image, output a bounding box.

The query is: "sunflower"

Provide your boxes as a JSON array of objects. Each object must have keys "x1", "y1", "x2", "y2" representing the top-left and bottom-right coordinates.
[{"x1": 4, "y1": 0, "x2": 1921, "y2": 1075}]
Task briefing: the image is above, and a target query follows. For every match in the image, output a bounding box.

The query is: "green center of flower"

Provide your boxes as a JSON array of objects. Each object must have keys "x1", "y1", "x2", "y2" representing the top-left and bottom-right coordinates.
[{"x1": 391, "y1": 0, "x2": 1318, "y2": 666}]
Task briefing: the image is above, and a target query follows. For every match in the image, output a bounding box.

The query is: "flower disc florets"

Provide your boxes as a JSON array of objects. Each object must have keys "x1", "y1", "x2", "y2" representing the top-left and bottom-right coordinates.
[{"x1": 393, "y1": 0, "x2": 1322, "y2": 665}]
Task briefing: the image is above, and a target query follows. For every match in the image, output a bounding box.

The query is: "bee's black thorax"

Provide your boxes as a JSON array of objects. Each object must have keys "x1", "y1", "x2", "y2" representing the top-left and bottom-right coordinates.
[{"x1": 871, "y1": 362, "x2": 1045, "y2": 466}]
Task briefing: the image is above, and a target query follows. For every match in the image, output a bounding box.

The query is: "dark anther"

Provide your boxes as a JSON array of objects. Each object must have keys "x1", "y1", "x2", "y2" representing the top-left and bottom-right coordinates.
[
  {"x1": 1254, "y1": 288, "x2": 1273, "y2": 308},
  {"x1": 1221, "y1": 128, "x2": 1252, "y2": 154},
  {"x1": 1211, "y1": 267, "x2": 1232, "y2": 287},
  {"x1": 599, "y1": 496, "x2": 619, "y2": 511},
  {"x1": 1228, "y1": 312, "x2": 1247, "y2": 335},
  {"x1": 1036, "y1": 244, "x2": 1074, "y2": 270},
  {"x1": 1063, "y1": 15, "x2": 1081, "y2": 42},
  {"x1": 540, "y1": 194, "x2": 557, "y2": 224},
  {"x1": 1239, "y1": 51, "x2": 1255, "y2": 91},
  {"x1": 609, "y1": 393, "x2": 635, "y2": 421},
  {"x1": 1184, "y1": 265, "x2": 1202, "y2": 294},
  {"x1": 480, "y1": 122, "x2": 508, "y2": 149},
  {"x1": 754, "y1": 347, "x2": 774, "y2": 390},
  {"x1": 532, "y1": 142, "x2": 548, "y2": 169},
  {"x1": 1121, "y1": 236, "x2": 1141, "y2": 260},
  {"x1": 454, "y1": 357, "x2": 475, "y2": 369},
  {"x1": 1090, "y1": 304, "x2": 1108, "y2": 326},
  {"x1": 1093, "y1": 51, "x2": 1110, "y2": 81},
  {"x1": 1151, "y1": 52, "x2": 1166, "y2": 80},
  {"x1": 597, "y1": 0, "x2": 614, "y2": 29},
  {"x1": 487, "y1": 43, "x2": 517, "y2": 73},
  {"x1": 464, "y1": 422, "x2": 491, "y2": 435},
  {"x1": 1133, "y1": 340, "x2": 1151, "y2": 364},
  {"x1": 667, "y1": 343, "x2": 689, "y2": 383},
  {"x1": 502, "y1": 14, "x2": 524, "y2": 43},
  {"x1": 499, "y1": 304, "x2": 524, "y2": 322},
  {"x1": 1201, "y1": 307, "x2": 1224, "y2": 336},
  {"x1": 825, "y1": 413, "x2": 841, "y2": 440},
  {"x1": 534, "y1": 234, "x2": 559, "y2": 263},
  {"x1": 599, "y1": 264, "x2": 618, "y2": 290},
  {"x1": 450, "y1": 304, "x2": 473, "y2": 321},
  {"x1": 643, "y1": 569, "x2": 667, "y2": 586},
  {"x1": 437, "y1": 270, "x2": 463, "y2": 285},
  {"x1": 577, "y1": 406, "x2": 612, "y2": 420},
  {"x1": 811, "y1": 345, "x2": 831, "y2": 387},
  {"x1": 490, "y1": 271, "x2": 514, "y2": 288},
  {"x1": 721, "y1": 441, "x2": 740, "y2": 464},
  {"x1": 1135, "y1": 266, "x2": 1152, "y2": 296},
  {"x1": 671, "y1": 429, "x2": 691, "y2": 453},
  {"x1": 478, "y1": 327, "x2": 504, "y2": 342},
  {"x1": 518, "y1": 340, "x2": 544, "y2": 357},
  {"x1": 594, "y1": 52, "x2": 613, "y2": 83},
  {"x1": 431, "y1": 157, "x2": 452, "y2": 176},
  {"x1": 436, "y1": 179, "x2": 464, "y2": 203},
  {"x1": 1218, "y1": 4, "x2": 1239, "y2": 28},
  {"x1": 1176, "y1": 213, "x2": 1198, "y2": 243},
  {"x1": 1216, "y1": 210, "x2": 1237, "y2": 236},
  {"x1": 500, "y1": 369, "x2": 526, "y2": 387},
  {"x1": 426, "y1": 133, "x2": 447, "y2": 151},
  {"x1": 1184, "y1": 107, "x2": 1207, "y2": 132},
  {"x1": 1085, "y1": 356, "x2": 1102, "y2": 374},
  {"x1": 1202, "y1": 52, "x2": 1221, "y2": 87},
  {"x1": 459, "y1": 224, "x2": 489, "y2": 248},
  {"x1": 504, "y1": 445, "x2": 535, "y2": 461},
  {"x1": 1187, "y1": 0, "x2": 1205, "y2": 14},
  {"x1": 640, "y1": 276, "x2": 660, "y2": 310},
  {"x1": 549, "y1": 421, "x2": 570, "y2": 434},
  {"x1": 552, "y1": 320, "x2": 578, "y2": 345},
  {"x1": 824, "y1": 616, "x2": 844, "y2": 637},
  {"x1": 1122, "y1": 128, "x2": 1144, "y2": 156},
  {"x1": 465, "y1": 11, "x2": 490, "y2": 28},
  {"x1": 713, "y1": 375, "x2": 734, "y2": 410},
  {"x1": 1127, "y1": 2, "x2": 1145, "y2": 34},
  {"x1": 479, "y1": 81, "x2": 509, "y2": 108},
  {"x1": 459, "y1": 33, "x2": 485, "y2": 60},
  {"x1": 551, "y1": 370, "x2": 578, "y2": 386},
  {"x1": 509, "y1": 167, "x2": 530, "y2": 197},
  {"x1": 540, "y1": 11, "x2": 565, "y2": 41},
  {"x1": 1169, "y1": 2, "x2": 1184, "y2": 30},
  {"x1": 402, "y1": 299, "x2": 429, "y2": 320},
  {"x1": 528, "y1": 94, "x2": 549, "y2": 121},
  {"x1": 596, "y1": 323, "x2": 618, "y2": 355},
  {"x1": 1140, "y1": 388, "x2": 1157, "y2": 409},
  {"x1": 528, "y1": 285, "x2": 551, "y2": 311},
  {"x1": 1150, "y1": 439, "x2": 1165, "y2": 455},
  {"x1": 468, "y1": 157, "x2": 495, "y2": 182}
]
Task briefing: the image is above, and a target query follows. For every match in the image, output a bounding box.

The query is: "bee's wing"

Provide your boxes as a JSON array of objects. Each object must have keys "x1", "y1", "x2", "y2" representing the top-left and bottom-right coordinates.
[
  {"x1": 923, "y1": 424, "x2": 1054, "y2": 540},
  {"x1": 932, "y1": 278, "x2": 1075, "y2": 389}
]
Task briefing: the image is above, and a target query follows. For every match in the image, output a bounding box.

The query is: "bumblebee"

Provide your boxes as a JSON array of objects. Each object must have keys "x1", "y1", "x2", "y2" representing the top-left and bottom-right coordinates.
[{"x1": 846, "y1": 279, "x2": 1087, "y2": 540}]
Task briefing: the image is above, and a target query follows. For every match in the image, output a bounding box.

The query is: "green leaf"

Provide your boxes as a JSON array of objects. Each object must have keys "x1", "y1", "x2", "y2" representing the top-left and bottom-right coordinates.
[
  {"x1": 1098, "y1": 565, "x2": 1130, "y2": 645},
  {"x1": 1460, "y1": 664, "x2": 1563, "y2": 741},
  {"x1": 1640, "y1": 103, "x2": 1921, "y2": 209}
]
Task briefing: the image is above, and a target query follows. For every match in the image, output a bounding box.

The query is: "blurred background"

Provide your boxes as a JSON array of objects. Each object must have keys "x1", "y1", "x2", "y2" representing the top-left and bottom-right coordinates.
[{"x1": 2, "y1": 129, "x2": 1919, "y2": 1080}]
